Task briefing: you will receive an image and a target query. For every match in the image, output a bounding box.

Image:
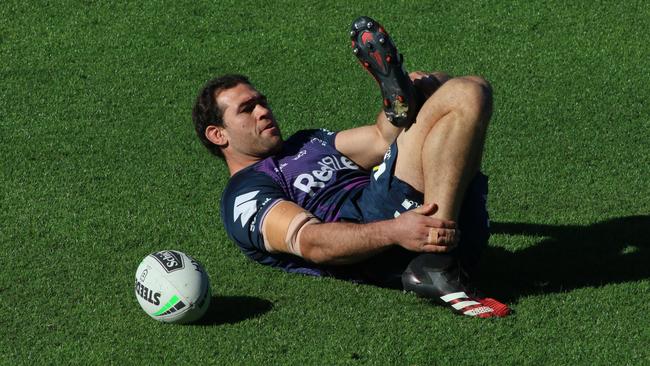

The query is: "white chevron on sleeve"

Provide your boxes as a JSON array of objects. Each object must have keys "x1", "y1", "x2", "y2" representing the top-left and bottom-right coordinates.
[{"x1": 233, "y1": 190, "x2": 260, "y2": 227}]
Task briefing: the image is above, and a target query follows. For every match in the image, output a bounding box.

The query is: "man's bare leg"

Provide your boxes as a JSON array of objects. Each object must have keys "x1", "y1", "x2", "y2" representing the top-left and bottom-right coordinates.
[
  {"x1": 394, "y1": 73, "x2": 511, "y2": 317},
  {"x1": 394, "y1": 74, "x2": 493, "y2": 223}
]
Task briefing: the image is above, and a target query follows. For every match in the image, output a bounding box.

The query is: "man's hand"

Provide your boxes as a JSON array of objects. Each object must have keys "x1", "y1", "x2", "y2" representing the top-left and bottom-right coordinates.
[
  {"x1": 409, "y1": 71, "x2": 451, "y2": 99},
  {"x1": 390, "y1": 202, "x2": 460, "y2": 253}
]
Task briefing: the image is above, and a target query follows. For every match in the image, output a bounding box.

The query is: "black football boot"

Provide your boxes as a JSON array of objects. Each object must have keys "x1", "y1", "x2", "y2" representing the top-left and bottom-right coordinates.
[
  {"x1": 350, "y1": 16, "x2": 423, "y2": 128},
  {"x1": 402, "y1": 253, "x2": 511, "y2": 318}
]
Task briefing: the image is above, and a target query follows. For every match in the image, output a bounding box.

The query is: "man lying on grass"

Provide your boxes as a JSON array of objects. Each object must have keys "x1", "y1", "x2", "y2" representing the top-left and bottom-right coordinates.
[{"x1": 192, "y1": 16, "x2": 510, "y2": 318}]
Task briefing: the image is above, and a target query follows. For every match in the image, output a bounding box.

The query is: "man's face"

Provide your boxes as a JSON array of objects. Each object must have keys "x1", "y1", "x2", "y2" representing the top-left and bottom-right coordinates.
[{"x1": 216, "y1": 83, "x2": 283, "y2": 159}]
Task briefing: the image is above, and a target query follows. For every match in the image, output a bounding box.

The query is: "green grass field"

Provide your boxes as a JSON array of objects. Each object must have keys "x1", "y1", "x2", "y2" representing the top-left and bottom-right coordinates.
[{"x1": 2, "y1": 0, "x2": 649, "y2": 364}]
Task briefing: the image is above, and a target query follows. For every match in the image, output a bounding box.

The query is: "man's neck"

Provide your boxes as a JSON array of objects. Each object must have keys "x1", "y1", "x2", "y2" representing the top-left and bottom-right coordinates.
[
  {"x1": 226, "y1": 155, "x2": 263, "y2": 176},
  {"x1": 224, "y1": 141, "x2": 283, "y2": 176}
]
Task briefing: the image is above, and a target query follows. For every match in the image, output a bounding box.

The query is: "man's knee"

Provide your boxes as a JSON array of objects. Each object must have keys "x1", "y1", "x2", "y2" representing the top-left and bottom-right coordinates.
[
  {"x1": 408, "y1": 75, "x2": 493, "y2": 137},
  {"x1": 462, "y1": 75, "x2": 492, "y2": 93},
  {"x1": 445, "y1": 77, "x2": 492, "y2": 120}
]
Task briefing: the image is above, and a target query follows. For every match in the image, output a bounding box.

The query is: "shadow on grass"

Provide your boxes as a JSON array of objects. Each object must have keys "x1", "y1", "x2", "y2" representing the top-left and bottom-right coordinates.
[
  {"x1": 196, "y1": 296, "x2": 273, "y2": 326},
  {"x1": 477, "y1": 215, "x2": 650, "y2": 302}
]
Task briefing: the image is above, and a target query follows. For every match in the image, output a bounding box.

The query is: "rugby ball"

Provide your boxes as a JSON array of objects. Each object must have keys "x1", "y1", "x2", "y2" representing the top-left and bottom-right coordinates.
[{"x1": 134, "y1": 250, "x2": 211, "y2": 324}]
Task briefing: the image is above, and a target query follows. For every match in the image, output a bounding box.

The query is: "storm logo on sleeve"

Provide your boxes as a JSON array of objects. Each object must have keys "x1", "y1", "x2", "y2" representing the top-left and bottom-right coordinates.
[{"x1": 234, "y1": 190, "x2": 259, "y2": 227}]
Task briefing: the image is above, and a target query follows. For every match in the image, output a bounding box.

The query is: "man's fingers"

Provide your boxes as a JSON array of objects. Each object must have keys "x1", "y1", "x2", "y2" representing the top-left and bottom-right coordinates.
[
  {"x1": 408, "y1": 71, "x2": 428, "y2": 81},
  {"x1": 427, "y1": 228, "x2": 461, "y2": 246},
  {"x1": 423, "y1": 216, "x2": 457, "y2": 229},
  {"x1": 427, "y1": 228, "x2": 447, "y2": 245},
  {"x1": 411, "y1": 73, "x2": 443, "y2": 98},
  {"x1": 421, "y1": 244, "x2": 451, "y2": 253}
]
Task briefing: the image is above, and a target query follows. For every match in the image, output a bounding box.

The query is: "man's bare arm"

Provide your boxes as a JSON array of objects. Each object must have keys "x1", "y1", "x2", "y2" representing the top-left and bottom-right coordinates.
[
  {"x1": 334, "y1": 72, "x2": 450, "y2": 170},
  {"x1": 334, "y1": 113, "x2": 402, "y2": 170},
  {"x1": 262, "y1": 200, "x2": 459, "y2": 266}
]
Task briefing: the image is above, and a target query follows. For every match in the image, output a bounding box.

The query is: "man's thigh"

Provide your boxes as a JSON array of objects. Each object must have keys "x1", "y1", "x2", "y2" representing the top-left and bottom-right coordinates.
[
  {"x1": 394, "y1": 75, "x2": 487, "y2": 191},
  {"x1": 394, "y1": 84, "x2": 452, "y2": 192}
]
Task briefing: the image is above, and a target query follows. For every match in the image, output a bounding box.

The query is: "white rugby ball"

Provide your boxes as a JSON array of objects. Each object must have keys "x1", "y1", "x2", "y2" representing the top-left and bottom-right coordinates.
[{"x1": 134, "y1": 250, "x2": 211, "y2": 324}]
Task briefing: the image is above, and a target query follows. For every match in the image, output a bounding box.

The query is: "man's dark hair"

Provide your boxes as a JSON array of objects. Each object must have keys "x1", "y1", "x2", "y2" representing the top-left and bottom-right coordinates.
[{"x1": 192, "y1": 74, "x2": 252, "y2": 159}]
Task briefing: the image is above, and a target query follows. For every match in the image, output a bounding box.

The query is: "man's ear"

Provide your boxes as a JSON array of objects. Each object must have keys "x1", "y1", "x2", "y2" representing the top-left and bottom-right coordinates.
[{"x1": 205, "y1": 125, "x2": 228, "y2": 147}]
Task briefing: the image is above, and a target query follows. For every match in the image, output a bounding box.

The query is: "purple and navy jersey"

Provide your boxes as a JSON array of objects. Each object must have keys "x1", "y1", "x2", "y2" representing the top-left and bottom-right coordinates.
[{"x1": 220, "y1": 129, "x2": 370, "y2": 274}]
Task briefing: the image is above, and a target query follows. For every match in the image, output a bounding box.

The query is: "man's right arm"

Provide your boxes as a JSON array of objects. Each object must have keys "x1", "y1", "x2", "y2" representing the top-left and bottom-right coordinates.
[{"x1": 261, "y1": 200, "x2": 459, "y2": 266}]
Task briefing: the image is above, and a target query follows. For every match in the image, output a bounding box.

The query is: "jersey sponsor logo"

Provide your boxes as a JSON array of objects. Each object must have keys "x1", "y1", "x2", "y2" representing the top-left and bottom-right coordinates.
[
  {"x1": 293, "y1": 155, "x2": 359, "y2": 196},
  {"x1": 233, "y1": 190, "x2": 260, "y2": 228}
]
